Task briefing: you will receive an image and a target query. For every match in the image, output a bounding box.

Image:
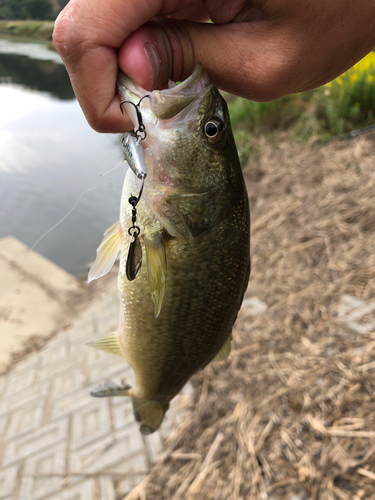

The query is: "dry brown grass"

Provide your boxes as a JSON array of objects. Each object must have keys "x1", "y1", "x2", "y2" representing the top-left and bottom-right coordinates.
[{"x1": 124, "y1": 133, "x2": 375, "y2": 500}]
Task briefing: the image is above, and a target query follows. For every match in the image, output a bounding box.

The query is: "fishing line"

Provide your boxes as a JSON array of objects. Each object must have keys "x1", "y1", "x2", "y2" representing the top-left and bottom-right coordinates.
[
  {"x1": 17, "y1": 161, "x2": 124, "y2": 290},
  {"x1": 100, "y1": 162, "x2": 123, "y2": 177}
]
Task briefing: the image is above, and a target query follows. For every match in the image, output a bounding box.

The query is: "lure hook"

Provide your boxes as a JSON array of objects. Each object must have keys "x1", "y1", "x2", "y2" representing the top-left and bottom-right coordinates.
[{"x1": 120, "y1": 95, "x2": 151, "y2": 141}]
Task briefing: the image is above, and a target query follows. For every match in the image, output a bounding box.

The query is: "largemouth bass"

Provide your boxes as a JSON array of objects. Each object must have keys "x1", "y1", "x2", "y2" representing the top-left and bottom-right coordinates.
[{"x1": 88, "y1": 64, "x2": 250, "y2": 435}]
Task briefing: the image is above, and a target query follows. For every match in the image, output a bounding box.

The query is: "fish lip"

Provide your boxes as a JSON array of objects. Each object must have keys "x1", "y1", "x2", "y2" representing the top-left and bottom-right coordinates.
[
  {"x1": 117, "y1": 62, "x2": 211, "y2": 118},
  {"x1": 167, "y1": 62, "x2": 207, "y2": 94}
]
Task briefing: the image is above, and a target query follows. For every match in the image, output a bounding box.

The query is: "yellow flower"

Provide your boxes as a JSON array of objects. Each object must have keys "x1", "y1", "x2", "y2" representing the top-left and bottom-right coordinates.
[
  {"x1": 336, "y1": 77, "x2": 343, "y2": 85},
  {"x1": 350, "y1": 73, "x2": 359, "y2": 82},
  {"x1": 345, "y1": 52, "x2": 375, "y2": 78}
]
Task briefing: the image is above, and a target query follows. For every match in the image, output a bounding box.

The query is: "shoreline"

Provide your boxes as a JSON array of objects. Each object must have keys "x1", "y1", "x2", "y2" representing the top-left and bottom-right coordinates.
[{"x1": 0, "y1": 20, "x2": 54, "y2": 44}]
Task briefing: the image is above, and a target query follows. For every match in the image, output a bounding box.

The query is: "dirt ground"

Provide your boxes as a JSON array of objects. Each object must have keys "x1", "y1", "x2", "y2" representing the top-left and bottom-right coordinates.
[{"x1": 123, "y1": 132, "x2": 375, "y2": 500}]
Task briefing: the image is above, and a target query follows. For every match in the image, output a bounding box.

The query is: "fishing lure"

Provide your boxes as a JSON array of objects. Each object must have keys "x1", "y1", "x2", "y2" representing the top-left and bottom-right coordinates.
[{"x1": 120, "y1": 97, "x2": 149, "y2": 281}]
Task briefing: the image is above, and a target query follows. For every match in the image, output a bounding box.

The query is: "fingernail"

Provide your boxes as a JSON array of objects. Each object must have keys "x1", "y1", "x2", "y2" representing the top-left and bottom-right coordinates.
[{"x1": 144, "y1": 42, "x2": 161, "y2": 88}]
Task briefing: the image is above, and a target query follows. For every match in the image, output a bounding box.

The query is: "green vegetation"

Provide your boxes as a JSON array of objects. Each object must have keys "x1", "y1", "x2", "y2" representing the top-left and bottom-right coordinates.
[
  {"x1": 0, "y1": 0, "x2": 67, "y2": 37},
  {"x1": 0, "y1": 0, "x2": 68, "y2": 20},
  {"x1": 228, "y1": 51, "x2": 375, "y2": 164},
  {"x1": 0, "y1": 19, "x2": 54, "y2": 39}
]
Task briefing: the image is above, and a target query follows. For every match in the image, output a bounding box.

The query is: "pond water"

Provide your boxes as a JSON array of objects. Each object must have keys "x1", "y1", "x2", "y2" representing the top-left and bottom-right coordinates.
[{"x1": 0, "y1": 38, "x2": 125, "y2": 276}]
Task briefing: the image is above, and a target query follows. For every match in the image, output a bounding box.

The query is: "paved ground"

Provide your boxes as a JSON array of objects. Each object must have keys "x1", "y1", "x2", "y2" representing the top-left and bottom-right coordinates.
[
  {"x1": 0, "y1": 240, "x2": 183, "y2": 500},
  {"x1": 2, "y1": 237, "x2": 371, "y2": 500},
  {"x1": 0, "y1": 237, "x2": 80, "y2": 369}
]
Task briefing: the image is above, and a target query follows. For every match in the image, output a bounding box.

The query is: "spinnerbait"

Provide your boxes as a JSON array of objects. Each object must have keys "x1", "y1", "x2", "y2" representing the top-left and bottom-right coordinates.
[{"x1": 120, "y1": 97, "x2": 149, "y2": 281}]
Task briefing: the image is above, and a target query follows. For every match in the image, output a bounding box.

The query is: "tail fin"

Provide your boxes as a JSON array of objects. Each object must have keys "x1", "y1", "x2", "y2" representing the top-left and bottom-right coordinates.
[
  {"x1": 132, "y1": 399, "x2": 168, "y2": 435},
  {"x1": 90, "y1": 381, "x2": 168, "y2": 435}
]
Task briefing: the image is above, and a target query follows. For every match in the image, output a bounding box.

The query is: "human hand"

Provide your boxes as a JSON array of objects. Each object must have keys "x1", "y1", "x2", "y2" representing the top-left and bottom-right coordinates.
[{"x1": 53, "y1": 0, "x2": 375, "y2": 133}]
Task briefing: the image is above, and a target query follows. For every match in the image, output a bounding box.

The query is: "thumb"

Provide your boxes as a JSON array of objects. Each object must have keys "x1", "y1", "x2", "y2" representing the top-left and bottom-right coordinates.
[
  {"x1": 118, "y1": 12, "x2": 375, "y2": 102},
  {"x1": 118, "y1": 19, "x2": 291, "y2": 101}
]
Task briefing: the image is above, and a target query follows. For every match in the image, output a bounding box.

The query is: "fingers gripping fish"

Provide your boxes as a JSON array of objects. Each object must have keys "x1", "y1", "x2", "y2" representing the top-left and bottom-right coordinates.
[{"x1": 87, "y1": 64, "x2": 250, "y2": 435}]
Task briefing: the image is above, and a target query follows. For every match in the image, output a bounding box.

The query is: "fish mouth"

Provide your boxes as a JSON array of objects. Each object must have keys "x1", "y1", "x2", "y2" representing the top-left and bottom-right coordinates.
[{"x1": 117, "y1": 63, "x2": 211, "y2": 120}]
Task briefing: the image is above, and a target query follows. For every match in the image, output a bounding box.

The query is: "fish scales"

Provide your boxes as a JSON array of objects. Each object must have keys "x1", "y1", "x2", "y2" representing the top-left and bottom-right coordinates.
[
  {"x1": 88, "y1": 64, "x2": 250, "y2": 434},
  {"x1": 120, "y1": 193, "x2": 249, "y2": 402}
]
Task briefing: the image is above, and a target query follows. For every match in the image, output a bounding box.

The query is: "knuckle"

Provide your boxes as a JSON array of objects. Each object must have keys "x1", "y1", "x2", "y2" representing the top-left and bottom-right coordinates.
[
  {"x1": 53, "y1": 6, "x2": 86, "y2": 60},
  {"x1": 88, "y1": 119, "x2": 113, "y2": 134},
  {"x1": 156, "y1": 19, "x2": 194, "y2": 84},
  {"x1": 84, "y1": 109, "x2": 110, "y2": 133},
  {"x1": 53, "y1": 11, "x2": 71, "y2": 54},
  {"x1": 168, "y1": 22, "x2": 194, "y2": 82},
  {"x1": 87, "y1": 112, "x2": 131, "y2": 134},
  {"x1": 239, "y1": 57, "x2": 291, "y2": 101}
]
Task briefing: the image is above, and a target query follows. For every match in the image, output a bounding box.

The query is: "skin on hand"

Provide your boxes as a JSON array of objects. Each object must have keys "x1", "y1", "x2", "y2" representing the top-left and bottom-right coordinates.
[{"x1": 53, "y1": 0, "x2": 375, "y2": 134}]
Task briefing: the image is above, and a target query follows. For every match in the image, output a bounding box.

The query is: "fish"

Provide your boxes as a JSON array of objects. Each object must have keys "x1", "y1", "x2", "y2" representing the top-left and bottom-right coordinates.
[{"x1": 87, "y1": 63, "x2": 250, "y2": 435}]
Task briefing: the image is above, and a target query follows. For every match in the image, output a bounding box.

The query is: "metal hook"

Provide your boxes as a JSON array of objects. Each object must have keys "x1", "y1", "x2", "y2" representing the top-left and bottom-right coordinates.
[
  {"x1": 128, "y1": 175, "x2": 145, "y2": 209},
  {"x1": 120, "y1": 95, "x2": 151, "y2": 141}
]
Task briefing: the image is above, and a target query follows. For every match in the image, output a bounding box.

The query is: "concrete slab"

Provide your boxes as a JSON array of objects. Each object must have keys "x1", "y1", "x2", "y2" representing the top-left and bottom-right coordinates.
[
  {"x1": 0, "y1": 237, "x2": 194, "y2": 499},
  {"x1": 0, "y1": 237, "x2": 80, "y2": 369}
]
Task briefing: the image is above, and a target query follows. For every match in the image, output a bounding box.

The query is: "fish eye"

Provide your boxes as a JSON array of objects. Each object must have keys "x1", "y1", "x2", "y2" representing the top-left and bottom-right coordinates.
[{"x1": 204, "y1": 118, "x2": 224, "y2": 143}]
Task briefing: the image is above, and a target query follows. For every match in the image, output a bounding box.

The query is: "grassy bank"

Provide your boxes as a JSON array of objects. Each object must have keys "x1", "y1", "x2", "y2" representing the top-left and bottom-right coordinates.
[
  {"x1": 228, "y1": 51, "x2": 375, "y2": 164},
  {"x1": 0, "y1": 20, "x2": 54, "y2": 40}
]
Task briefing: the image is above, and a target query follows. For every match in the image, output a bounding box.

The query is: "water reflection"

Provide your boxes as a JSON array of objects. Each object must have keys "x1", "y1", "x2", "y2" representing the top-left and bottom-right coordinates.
[
  {"x1": 0, "y1": 53, "x2": 75, "y2": 99},
  {"x1": 0, "y1": 38, "x2": 63, "y2": 63},
  {"x1": 0, "y1": 39, "x2": 124, "y2": 276}
]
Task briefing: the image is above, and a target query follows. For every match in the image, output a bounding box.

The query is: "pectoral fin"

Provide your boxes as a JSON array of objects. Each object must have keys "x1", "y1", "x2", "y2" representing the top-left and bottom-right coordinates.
[
  {"x1": 90, "y1": 381, "x2": 132, "y2": 397},
  {"x1": 159, "y1": 185, "x2": 231, "y2": 238},
  {"x1": 145, "y1": 234, "x2": 167, "y2": 318},
  {"x1": 88, "y1": 222, "x2": 122, "y2": 282},
  {"x1": 212, "y1": 334, "x2": 232, "y2": 362},
  {"x1": 132, "y1": 398, "x2": 167, "y2": 435},
  {"x1": 87, "y1": 332, "x2": 124, "y2": 357}
]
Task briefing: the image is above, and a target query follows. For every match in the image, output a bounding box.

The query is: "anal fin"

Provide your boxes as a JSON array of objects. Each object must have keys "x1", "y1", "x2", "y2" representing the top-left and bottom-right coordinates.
[
  {"x1": 145, "y1": 233, "x2": 167, "y2": 318},
  {"x1": 87, "y1": 332, "x2": 124, "y2": 357},
  {"x1": 212, "y1": 333, "x2": 232, "y2": 362}
]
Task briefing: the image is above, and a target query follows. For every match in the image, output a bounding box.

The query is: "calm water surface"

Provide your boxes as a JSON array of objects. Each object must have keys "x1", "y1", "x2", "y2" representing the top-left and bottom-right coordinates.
[{"x1": 0, "y1": 39, "x2": 125, "y2": 276}]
